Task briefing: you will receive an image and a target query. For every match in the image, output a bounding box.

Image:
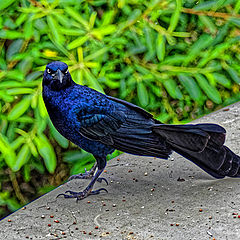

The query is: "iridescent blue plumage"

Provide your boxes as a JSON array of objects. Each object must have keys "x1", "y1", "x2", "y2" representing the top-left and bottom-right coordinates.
[{"x1": 42, "y1": 61, "x2": 240, "y2": 200}]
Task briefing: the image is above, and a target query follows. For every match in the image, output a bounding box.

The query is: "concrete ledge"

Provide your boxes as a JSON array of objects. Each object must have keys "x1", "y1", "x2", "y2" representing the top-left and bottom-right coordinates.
[{"x1": 1, "y1": 102, "x2": 240, "y2": 239}]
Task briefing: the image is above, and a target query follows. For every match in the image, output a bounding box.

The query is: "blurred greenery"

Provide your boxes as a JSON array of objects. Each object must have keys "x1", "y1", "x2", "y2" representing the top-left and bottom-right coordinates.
[{"x1": 0, "y1": 0, "x2": 240, "y2": 218}]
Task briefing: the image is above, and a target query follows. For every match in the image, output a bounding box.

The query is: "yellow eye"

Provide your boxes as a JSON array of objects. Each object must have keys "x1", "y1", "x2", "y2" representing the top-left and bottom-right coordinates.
[
  {"x1": 65, "y1": 69, "x2": 69, "y2": 74},
  {"x1": 47, "y1": 68, "x2": 51, "y2": 74}
]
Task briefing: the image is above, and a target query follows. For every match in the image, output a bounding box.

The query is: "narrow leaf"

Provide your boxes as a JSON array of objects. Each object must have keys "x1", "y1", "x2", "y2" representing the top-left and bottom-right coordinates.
[
  {"x1": 8, "y1": 97, "x2": 31, "y2": 121},
  {"x1": 226, "y1": 67, "x2": 240, "y2": 84},
  {"x1": 195, "y1": 74, "x2": 222, "y2": 104},
  {"x1": 163, "y1": 79, "x2": 183, "y2": 100},
  {"x1": 168, "y1": 0, "x2": 182, "y2": 33},
  {"x1": 0, "y1": 133, "x2": 16, "y2": 169},
  {"x1": 0, "y1": 0, "x2": 15, "y2": 10},
  {"x1": 13, "y1": 144, "x2": 31, "y2": 172},
  {"x1": 137, "y1": 82, "x2": 149, "y2": 107},
  {"x1": 156, "y1": 34, "x2": 165, "y2": 62},
  {"x1": 67, "y1": 35, "x2": 89, "y2": 50},
  {"x1": 178, "y1": 74, "x2": 202, "y2": 102},
  {"x1": 49, "y1": 121, "x2": 69, "y2": 149},
  {"x1": 212, "y1": 73, "x2": 231, "y2": 88},
  {"x1": 34, "y1": 134, "x2": 56, "y2": 174}
]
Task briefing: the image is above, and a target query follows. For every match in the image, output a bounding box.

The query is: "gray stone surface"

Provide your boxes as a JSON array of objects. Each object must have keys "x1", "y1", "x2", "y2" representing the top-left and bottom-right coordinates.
[{"x1": 1, "y1": 103, "x2": 240, "y2": 240}]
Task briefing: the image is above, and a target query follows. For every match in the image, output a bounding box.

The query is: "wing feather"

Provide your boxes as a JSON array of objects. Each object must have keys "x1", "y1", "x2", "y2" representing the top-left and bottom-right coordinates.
[{"x1": 77, "y1": 97, "x2": 171, "y2": 158}]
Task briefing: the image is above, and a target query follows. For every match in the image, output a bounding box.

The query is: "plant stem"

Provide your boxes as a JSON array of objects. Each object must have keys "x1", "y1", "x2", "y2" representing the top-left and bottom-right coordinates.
[
  {"x1": 182, "y1": 8, "x2": 240, "y2": 19},
  {"x1": 9, "y1": 170, "x2": 26, "y2": 205}
]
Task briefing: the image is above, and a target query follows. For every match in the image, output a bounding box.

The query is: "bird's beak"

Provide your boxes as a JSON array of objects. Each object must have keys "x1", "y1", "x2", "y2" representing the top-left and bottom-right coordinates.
[{"x1": 57, "y1": 69, "x2": 64, "y2": 83}]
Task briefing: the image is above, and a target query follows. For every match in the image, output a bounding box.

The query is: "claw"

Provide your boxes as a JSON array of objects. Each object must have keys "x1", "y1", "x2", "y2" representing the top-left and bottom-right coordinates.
[
  {"x1": 57, "y1": 193, "x2": 74, "y2": 198},
  {"x1": 97, "y1": 177, "x2": 108, "y2": 185},
  {"x1": 56, "y1": 187, "x2": 108, "y2": 200},
  {"x1": 65, "y1": 190, "x2": 78, "y2": 194},
  {"x1": 57, "y1": 159, "x2": 108, "y2": 201},
  {"x1": 90, "y1": 188, "x2": 108, "y2": 195}
]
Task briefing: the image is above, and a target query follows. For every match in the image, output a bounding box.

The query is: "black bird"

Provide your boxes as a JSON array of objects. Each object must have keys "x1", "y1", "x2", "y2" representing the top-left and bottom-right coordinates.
[{"x1": 42, "y1": 61, "x2": 240, "y2": 200}]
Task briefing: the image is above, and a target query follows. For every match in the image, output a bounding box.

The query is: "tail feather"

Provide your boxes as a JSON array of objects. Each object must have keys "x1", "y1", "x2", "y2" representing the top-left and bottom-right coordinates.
[{"x1": 154, "y1": 123, "x2": 240, "y2": 178}]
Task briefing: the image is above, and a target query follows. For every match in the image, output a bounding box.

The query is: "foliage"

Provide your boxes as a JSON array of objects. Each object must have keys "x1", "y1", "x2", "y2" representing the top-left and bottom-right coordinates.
[{"x1": 0, "y1": 0, "x2": 240, "y2": 217}]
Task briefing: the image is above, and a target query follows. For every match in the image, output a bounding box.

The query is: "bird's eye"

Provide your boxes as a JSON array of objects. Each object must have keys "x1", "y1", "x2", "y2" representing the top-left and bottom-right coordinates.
[
  {"x1": 65, "y1": 69, "x2": 69, "y2": 74},
  {"x1": 47, "y1": 68, "x2": 51, "y2": 74}
]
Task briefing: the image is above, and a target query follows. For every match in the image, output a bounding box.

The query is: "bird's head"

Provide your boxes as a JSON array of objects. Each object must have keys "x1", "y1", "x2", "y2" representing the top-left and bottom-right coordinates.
[{"x1": 43, "y1": 61, "x2": 73, "y2": 90}]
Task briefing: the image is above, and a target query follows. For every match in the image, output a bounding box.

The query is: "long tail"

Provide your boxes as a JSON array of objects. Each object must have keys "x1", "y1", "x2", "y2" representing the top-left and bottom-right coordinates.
[{"x1": 154, "y1": 123, "x2": 240, "y2": 178}]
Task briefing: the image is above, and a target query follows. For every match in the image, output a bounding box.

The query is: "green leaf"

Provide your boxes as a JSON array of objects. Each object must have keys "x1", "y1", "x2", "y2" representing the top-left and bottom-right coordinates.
[
  {"x1": 226, "y1": 67, "x2": 240, "y2": 84},
  {"x1": 84, "y1": 47, "x2": 109, "y2": 61},
  {"x1": 183, "y1": 34, "x2": 214, "y2": 66},
  {"x1": 163, "y1": 78, "x2": 183, "y2": 100},
  {"x1": 101, "y1": 10, "x2": 115, "y2": 26},
  {"x1": 6, "y1": 39, "x2": 23, "y2": 61},
  {"x1": 23, "y1": 19, "x2": 33, "y2": 39},
  {"x1": 14, "y1": 116, "x2": 33, "y2": 124},
  {"x1": 0, "y1": 133, "x2": 16, "y2": 169},
  {"x1": 168, "y1": 0, "x2": 182, "y2": 33},
  {"x1": 38, "y1": 94, "x2": 48, "y2": 118},
  {"x1": 63, "y1": 150, "x2": 90, "y2": 163},
  {"x1": 83, "y1": 69, "x2": 104, "y2": 93},
  {"x1": 144, "y1": 26, "x2": 155, "y2": 61},
  {"x1": 13, "y1": 144, "x2": 31, "y2": 172},
  {"x1": 23, "y1": 164, "x2": 31, "y2": 182},
  {"x1": 229, "y1": 17, "x2": 240, "y2": 27},
  {"x1": 212, "y1": 73, "x2": 232, "y2": 88},
  {"x1": 91, "y1": 25, "x2": 117, "y2": 39},
  {"x1": 47, "y1": 15, "x2": 62, "y2": 44},
  {"x1": 0, "y1": 0, "x2": 15, "y2": 10},
  {"x1": 19, "y1": 57, "x2": 33, "y2": 74},
  {"x1": 59, "y1": 28, "x2": 85, "y2": 36},
  {"x1": 199, "y1": 16, "x2": 216, "y2": 34},
  {"x1": 198, "y1": 38, "x2": 240, "y2": 67},
  {"x1": 137, "y1": 82, "x2": 149, "y2": 107},
  {"x1": 10, "y1": 136, "x2": 25, "y2": 150},
  {"x1": 89, "y1": 11, "x2": 97, "y2": 28},
  {"x1": 194, "y1": 0, "x2": 220, "y2": 10},
  {"x1": 6, "y1": 70, "x2": 25, "y2": 81},
  {"x1": 49, "y1": 121, "x2": 69, "y2": 149},
  {"x1": 178, "y1": 74, "x2": 202, "y2": 102},
  {"x1": 67, "y1": 35, "x2": 89, "y2": 50},
  {"x1": 34, "y1": 134, "x2": 56, "y2": 174},
  {"x1": 6, "y1": 198, "x2": 21, "y2": 212},
  {"x1": 16, "y1": 13, "x2": 28, "y2": 26},
  {"x1": 0, "y1": 30, "x2": 23, "y2": 39},
  {"x1": 6, "y1": 88, "x2": 34, "y2": 95},
  {"x1": 8, "y1": 96, "x2": 31, "y2": 121},
  {"x1": 65, "y1": 7, "x2": 88, "y2": 28},
  {"x1": 162, "y1": 54, "x2": 186, "y2": 65},
  {"x1": 195, "y1": 74, "x2": 222, "y2": 104},
  {"x1": 156, "y1": 34, "x2": 165, "y2": 62},
  {"x1": 127, "y1": 9, "x2": 141, "y2": 25}
]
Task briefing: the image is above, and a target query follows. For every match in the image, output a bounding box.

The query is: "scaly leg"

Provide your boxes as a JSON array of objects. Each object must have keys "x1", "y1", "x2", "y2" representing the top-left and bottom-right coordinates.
[{"x1": 57, "y1": 156, "x2": 108, "y2": 200}]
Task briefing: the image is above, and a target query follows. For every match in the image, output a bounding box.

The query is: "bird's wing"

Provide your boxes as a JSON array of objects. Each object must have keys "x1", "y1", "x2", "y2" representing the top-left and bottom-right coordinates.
[
  {"x1": 78, "y1": 109, "x2": 126, "y2": 144},
  {"x1": 77, "y1": 96, "x2": 171, "y2": 158},
  {"x1": 106, "y1": 95, "x2": 153, "y2": 119}
]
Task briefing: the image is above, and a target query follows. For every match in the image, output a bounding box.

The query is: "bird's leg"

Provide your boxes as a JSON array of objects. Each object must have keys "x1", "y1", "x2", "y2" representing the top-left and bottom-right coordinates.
[
  {"x1": 57, "y1": 156, "x2": 108, "y2": 200},
  {"x1": 68, "y1": 162, "x2": 108, "y2": 184}
]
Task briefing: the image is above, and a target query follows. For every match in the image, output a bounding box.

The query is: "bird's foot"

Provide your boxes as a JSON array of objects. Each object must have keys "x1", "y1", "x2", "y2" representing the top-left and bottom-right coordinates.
[
  {"x1": 68, "y1": 168, "x2": 94, "y2": 181},
  {"x1": 57, "y1": 187, "x2": 108, "y2": 201},
  {"x1": 68, "y1": 172, "x2": 108, "y2": 185}
]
